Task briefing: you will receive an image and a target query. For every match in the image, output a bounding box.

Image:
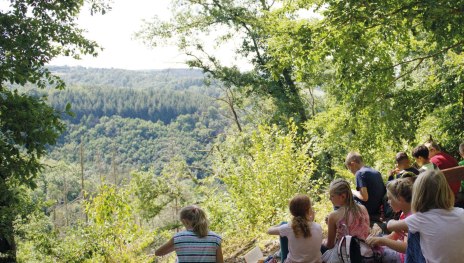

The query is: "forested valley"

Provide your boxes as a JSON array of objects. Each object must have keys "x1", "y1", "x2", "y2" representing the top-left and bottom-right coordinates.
[{"x1": 1, "y1": 0, "x2": 464, "y2": 262}]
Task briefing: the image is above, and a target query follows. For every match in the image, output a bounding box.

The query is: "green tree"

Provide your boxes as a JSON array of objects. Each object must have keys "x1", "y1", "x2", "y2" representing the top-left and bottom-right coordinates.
[
  {"x1": 130, "y1": 156, "x2": 196, "y2": 223},
  {"x1": 204, "y1": 122, "x2": 321, "y2": 245},
  {"x1": 263, "y1": 0, "x2": 464, "y2": 173},
  {"x1": 0, "y1": 1, "x2": 109, "y2": 260},
  {"x1": 139, "y1": 0, "x2": 310, "y2": 126}
]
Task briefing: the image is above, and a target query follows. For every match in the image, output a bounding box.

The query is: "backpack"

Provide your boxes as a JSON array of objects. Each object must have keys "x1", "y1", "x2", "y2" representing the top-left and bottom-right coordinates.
[{"x1": 338, "y1": 235, "x2": 382, "y2": 263}]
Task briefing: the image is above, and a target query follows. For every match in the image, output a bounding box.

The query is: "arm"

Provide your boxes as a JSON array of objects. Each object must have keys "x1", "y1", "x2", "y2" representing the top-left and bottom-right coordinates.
[
  {"x1": 351, "y1": 187, "x2": 368, "y2": 201},
  {"x1": 267, "y1": 225, "x2": 281, "y2": 235},
  {"x1": 155, "y1": 237, "x2": 175, "y2": 256},
  {"x1": 387, "y1": 219, "x2": 408, "y2": 232},
  {"x1": 323, "y1": 212, "x2": 338, "y2": 249},
  {"x1": 216, "y1": 244, "x2": 224, "y2": 263},
  {"x1": 366, "y1": 236, "x2": 407, "y2": 253}
]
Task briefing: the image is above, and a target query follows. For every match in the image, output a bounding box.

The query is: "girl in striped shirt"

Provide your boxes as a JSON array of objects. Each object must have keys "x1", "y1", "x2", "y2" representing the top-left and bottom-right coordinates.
[{"x1": 155, "y1": 205, "x2": 224, "y2": 262}]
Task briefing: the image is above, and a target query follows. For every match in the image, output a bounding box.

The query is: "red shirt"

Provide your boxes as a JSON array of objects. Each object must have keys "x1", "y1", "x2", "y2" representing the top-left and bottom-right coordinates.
[{"x1": 431, "y1": 152, "x2": 459, "y2": 194}]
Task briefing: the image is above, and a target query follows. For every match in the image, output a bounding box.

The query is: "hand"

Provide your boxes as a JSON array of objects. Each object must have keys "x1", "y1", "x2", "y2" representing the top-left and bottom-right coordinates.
[
  {"x1": 389, "y1": 168, "x2": 400, "y2": 177},
  {"x1": 366, "y1": 236, "x2": 383, "y2": 247}
]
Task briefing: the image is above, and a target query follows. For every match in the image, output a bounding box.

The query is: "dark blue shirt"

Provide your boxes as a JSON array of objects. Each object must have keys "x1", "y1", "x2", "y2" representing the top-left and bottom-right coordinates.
[{"x1": 355, "y1": 166, "x2": 386, "y2": 217}]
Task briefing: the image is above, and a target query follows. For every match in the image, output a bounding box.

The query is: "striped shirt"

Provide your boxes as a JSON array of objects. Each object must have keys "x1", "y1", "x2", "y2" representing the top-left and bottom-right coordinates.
[{"x1": 173, "y1": 230, "x2": 222, "y2": 262}]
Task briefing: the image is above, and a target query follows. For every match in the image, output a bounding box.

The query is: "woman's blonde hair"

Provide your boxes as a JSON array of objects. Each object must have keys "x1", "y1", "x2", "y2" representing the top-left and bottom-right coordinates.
[
  {"x1": 180, "y1": 205, "x2": 209, "y2": 237},
  {"x1": 330, "y1": 178, "x2": 362, "y2": 221},
  {"x1": 289, "y1": 194, "x2": 312, "y2": 238},
  {"x1": 411, "y1": 170, "x2": 454, "y2": 213}
]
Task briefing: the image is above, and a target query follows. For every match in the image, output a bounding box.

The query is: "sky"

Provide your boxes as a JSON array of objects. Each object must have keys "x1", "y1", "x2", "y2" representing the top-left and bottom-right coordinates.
[{"x1": 49, "y1": 0, "x2": 190, "y2": 70}]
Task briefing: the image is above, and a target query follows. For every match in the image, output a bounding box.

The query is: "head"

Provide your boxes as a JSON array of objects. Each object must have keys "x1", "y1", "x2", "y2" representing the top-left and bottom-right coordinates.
[
  {"x1": 459, "y1": 142, "x2": 464, "y2": 159},
  {"x1": 289, "y1": 194, "x2": 313, "y2": 238},
  {"x1": 345, "y1": 152, "x2": 364, "y2": 174},
  {"x1": 412, "y1": 145, "x2": 429, "y2": 166},
  {"x1": 330, "y1": 178, "x2": 362, "y2": 219},
  {"x1": 180, "y1": 205, "x2": 209, "y2": 237},
  {"x1": 386, "y1": 177, "x2": 414, "y2": 212},
  {"x1": 395, "y1": 152, "x2": 412, "y2": 170},
  {"x1": 411, "y1": 170, "x2": 454, "y2": 213},
  {"x1": 424, "y1": 141, "x2": 441, "y2": 158},
  {"x1": 329, "y1": 179, "x2": 349, "y2": 207}
]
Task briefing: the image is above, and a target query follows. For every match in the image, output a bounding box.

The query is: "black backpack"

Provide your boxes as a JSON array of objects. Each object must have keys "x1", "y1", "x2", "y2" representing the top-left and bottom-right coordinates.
[{"x1": 338, "y1": 235, "x2": 382, "y2": 263}]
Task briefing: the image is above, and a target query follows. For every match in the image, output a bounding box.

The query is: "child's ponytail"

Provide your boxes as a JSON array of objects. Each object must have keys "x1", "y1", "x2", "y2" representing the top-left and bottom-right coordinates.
[
  {"x1": 180, "y1": 205, "x2": 209, "y2": 237},
  {"x1": 289, "y1": 194, "x2": 312, "y2": 238}
]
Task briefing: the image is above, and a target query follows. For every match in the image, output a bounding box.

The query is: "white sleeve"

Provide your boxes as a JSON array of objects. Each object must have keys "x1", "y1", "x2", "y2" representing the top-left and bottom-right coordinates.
[
  {"x1": 278, "y1": 223, "x2": 291, "y2": 237},
  {"x1": 404, "y1": 213, "x2": 423, "y2": 233}
]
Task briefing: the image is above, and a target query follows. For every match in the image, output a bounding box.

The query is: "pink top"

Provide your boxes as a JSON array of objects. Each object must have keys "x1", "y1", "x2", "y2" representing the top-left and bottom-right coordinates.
[
  {"x1": 397, "y1": 212, "x2": 411, "y2": 263},
  {"x1": 390, "y1": 212, "x2": 410, "y2": 242},
  {"x1": 336, "y1": 206, "x2": 370, "y2": 241}
]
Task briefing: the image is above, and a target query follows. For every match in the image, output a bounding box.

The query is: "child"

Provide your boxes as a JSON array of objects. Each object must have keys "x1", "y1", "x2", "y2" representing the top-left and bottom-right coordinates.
[
  {"x1": 388, "y1": 170, "x2": 464, "y2": 262},
  {"x1": 366, "y1": 177, "x2": 414, "y2": 263},
  {"x1": 268, "y1": 194, "x2": 323, "y2": 263},
  {"x1": 411, "y1": 145, "x2": 439, "y2": 172},
  {"x1": 155, "y1": 205, "x2": 224, "y2": 263},
  {"x1": 321, "y1": 179, "x2": 370, "y2": 262}
]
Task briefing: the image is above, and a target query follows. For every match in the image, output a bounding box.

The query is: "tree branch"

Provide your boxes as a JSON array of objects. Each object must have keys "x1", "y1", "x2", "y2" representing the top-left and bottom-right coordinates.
[{"x1": 390, "y1": 40, "x2": 464, "y2": 69}]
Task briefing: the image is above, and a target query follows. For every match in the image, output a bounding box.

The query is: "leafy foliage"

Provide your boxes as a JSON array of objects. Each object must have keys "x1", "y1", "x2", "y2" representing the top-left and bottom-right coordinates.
[{"x1": 204, "y1": 122, "x2": 323, "y2": 248}]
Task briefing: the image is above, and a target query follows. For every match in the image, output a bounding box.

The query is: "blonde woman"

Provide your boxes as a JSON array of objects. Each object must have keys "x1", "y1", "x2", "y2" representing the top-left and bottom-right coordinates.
[
  {"x1": 388, "y1": 170, "x2": 464, "y2": 262},
  {"x1": 155, "y1": 205, "x2": 224, "y2": 263}
]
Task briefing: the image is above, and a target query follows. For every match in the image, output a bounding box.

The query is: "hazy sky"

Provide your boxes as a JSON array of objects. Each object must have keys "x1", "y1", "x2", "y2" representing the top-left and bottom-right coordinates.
[{"x1": 50, "y1": 0, "x2": 190, "y2": 70}]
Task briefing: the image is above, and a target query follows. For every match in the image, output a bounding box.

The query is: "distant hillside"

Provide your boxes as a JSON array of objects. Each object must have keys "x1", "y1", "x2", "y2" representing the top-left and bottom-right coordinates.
[
  {"x1": 48, "y1": 66, "x2": 206, "y2": 90},
  {"x1": 15, "y1": 66, "x2": 223, "y2": 125},
  {"x1": 34, "y1": 66, "x2": 231, "y2": 176}
]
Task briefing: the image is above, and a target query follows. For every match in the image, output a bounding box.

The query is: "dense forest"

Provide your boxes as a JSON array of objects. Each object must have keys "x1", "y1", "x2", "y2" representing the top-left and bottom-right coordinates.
[
  {"x1": 1, "y1": 0, "x2": 464, "y2": 262},
  {"x1": 20, "y1": 67, "x2": 229, "y2": 177}
]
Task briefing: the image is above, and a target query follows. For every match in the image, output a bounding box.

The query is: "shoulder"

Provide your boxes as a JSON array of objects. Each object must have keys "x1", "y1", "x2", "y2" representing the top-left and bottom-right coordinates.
[
  {"x1": 358, "y1": 204, "x2": 368, "y2": 213},
  {"x1": 405, "y1": 210, "x2": 431, "y2": 224},
  {"x1": 174, "y1": 230, "x2": 197, "y2": 242},
  {"x1": 451, "y1": 207, "x2": 464, "y2": 216},
  {"x1": 404, "y1": 167, "x2": 420, "y2": 175},
  {"x1": 357, "y1": 204, "x2": 369, "y2": 217},
  {"x1": 208, "y1": 231, "x2": 222, "y2": 238},
  {"x1": 174, "y1": 230, "x2": 194, "y2": 237},
  {"x1": 276, "y1": 222, "x2": 291, "y2": 234},
  {"x1": 358, "y1": 166, "x2": 380, "y2": 176},
  {"x1": 328, "y1": 208, "x2": 344, "y2": 223},
  {"x1": 442, "y1": 152, "x2": 457, "y2": 161},
  {"x1": 207, "y1": 231, "x2": 222, "y2": 242},
  {"x1": 278, "y1": 223, "x2": 291, "y2": 230},
  {"x1": 311, "y1": 222, "x2": 323, "y2": 237},
  {"x1": 312, "y1": 222, "x2": 322, "y2": 231}
]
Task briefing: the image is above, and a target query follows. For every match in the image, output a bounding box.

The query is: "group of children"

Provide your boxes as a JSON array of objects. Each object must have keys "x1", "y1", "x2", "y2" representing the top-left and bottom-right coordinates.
[{"x1": 155, "y1": 143, "x2": 464, "y2": 263}]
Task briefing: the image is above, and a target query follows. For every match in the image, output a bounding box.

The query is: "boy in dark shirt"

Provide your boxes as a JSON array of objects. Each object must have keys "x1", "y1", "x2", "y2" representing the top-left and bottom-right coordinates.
[{"x1": 345, "y1": 152, "x2": 386, "y2": 222}]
